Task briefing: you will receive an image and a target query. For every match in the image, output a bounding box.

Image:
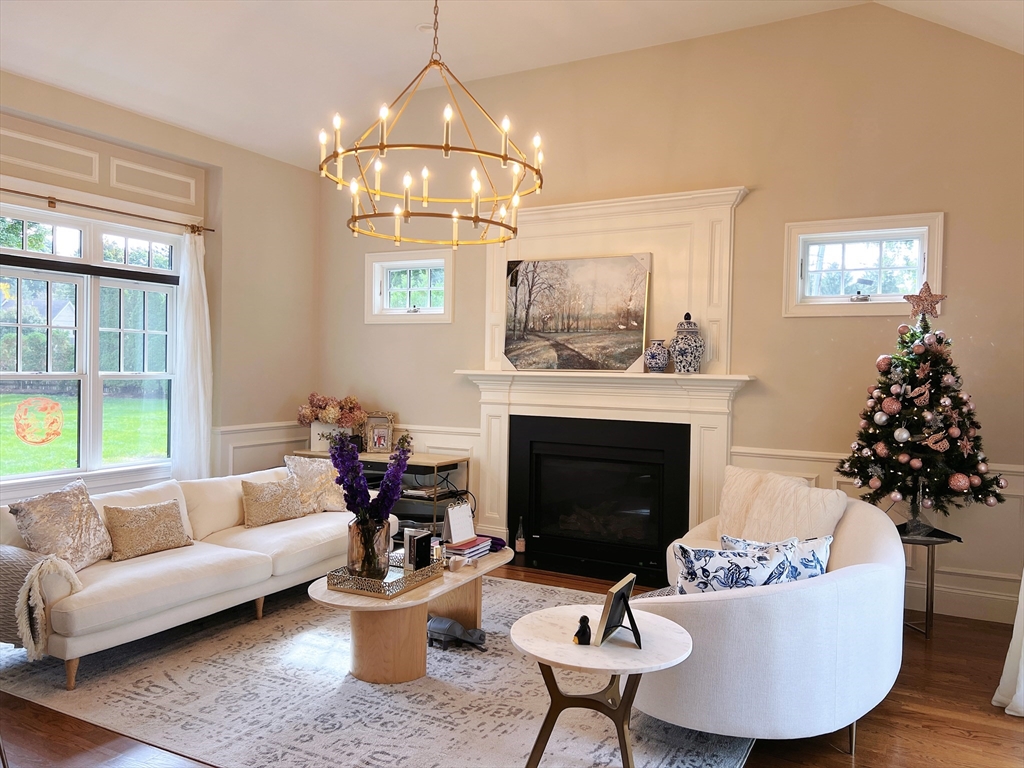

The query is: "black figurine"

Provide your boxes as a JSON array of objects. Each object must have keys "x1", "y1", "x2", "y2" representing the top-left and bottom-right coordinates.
[{"x1": 573, "y1": 615, "x2": 591, "y2": 645}]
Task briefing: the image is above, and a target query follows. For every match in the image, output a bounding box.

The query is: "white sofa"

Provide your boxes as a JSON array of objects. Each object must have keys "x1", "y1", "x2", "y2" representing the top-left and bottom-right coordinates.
[
  {"x1": 1, "y1": 468, "x2": 396, "y2": 690},
  {"x1": 632, "y1": 497, "x2": 904, "y2": 750}
]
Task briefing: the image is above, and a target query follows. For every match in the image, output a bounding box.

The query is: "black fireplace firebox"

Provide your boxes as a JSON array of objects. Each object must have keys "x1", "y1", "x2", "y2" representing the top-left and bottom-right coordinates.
[{"x1": 508, "y1": 415, "x2": 690, "y2": 586}]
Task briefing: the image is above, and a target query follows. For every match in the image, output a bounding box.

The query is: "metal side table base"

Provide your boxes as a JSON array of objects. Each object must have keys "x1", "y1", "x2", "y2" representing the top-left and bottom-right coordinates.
[
  {"x1": 898, "y1": 523, "x2": 961, "y2": 640},
  {"x1": 526, "y1": 663, "x2": 643, "y2": 768}
]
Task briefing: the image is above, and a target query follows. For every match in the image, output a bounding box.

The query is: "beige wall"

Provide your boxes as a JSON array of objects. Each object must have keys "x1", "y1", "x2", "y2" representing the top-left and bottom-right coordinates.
[
  {"x1": 0, "y1": 72, "x2": 321, "y2": 428},
  {"x1": 321, "y1": 3, "x2": 1023, "y2": 465}
]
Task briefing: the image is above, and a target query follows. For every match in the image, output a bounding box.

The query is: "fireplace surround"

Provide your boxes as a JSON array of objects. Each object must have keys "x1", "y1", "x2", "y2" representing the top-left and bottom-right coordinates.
[{"x1": 508, "y1": 415, "x2": 689, "y2": 584}]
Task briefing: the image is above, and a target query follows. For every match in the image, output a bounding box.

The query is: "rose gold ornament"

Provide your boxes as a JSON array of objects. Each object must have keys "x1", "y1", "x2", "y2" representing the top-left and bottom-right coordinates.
[
  {"x1": 859, "y1": 419, "x2": 870, "y2": 429},
  {"x1": 876, "y1": 355, "x2": 892, "y2": 372},
  {"x1": 985, "y1": 496, "x2": 998, "y2": 507},
  {"x1": 890, "y1": 490, "x2": 903, "y2": 502},
  {"x1": 872, "y1": 389, "x2": 884, "y2": 399},
  {"x1": 942, "y1": 374, "x2": 956, "y2": 387},
  {"x1": 897, "y1": 324, "x2": 911, "y2": 335},
  {"x1": 912, "y1": 343, "x2": 926, "y2": 355},
  {"x1": 947, "y1": 426, "x2": 961, "y2": 438},
  {"x1": 897, "y1": 453, "x2": 911, "y2": 464},
  {"x1": 976, "y1": 462, "x2": 988, "y2": 474},
  {"x1": 939, "y1": 396, "x2": 952, "y2": 407},
  {"x1": 868, "y1": 477, "x2": 882, "y2": 490},
  {"x1": 923, "y1": 333, "x2": 937, "y2": 347},
  {"x1": 968, "y1": 428, "x2": 977, "y2": 438},
  {"x1": 868, "y1": 385, "x2": 877, "y2": 395},
  {"x1": 890, "y1": 384, "x2": 902, "y2": 395},
  {"x1": 997, "y1": 477, "x2": 1008, "y2": 490},
  {"x1": 873, "y1": 442, "x2": 890, "y2": 458},
  {"x1": 921, "y1": 498, "x2": 934, "y2": 509},
  {"x1": 866, "y1": 399, "x2": 876, "y2": 408},
  {"x1": 882, "y1": 397, "x2": 902, "y2": 415},
  {"x1": 969, "y1": 475, "x2": 982, "y2": 487},
  {"x1": 861, "y1": 448, "x2": 872, "y2": 457},
  {"x1": 948, "y1": 473, "x2": 970, "y2": 492},
  {"x1": 910, "y1": 458, "x2": 923, "y2": 470},
  {"x1": 851, "y1": 442, "x2": 861, "y2": 451},
  {"x1": 853, "y1": 478, "x2": 863, "y2": 488}
]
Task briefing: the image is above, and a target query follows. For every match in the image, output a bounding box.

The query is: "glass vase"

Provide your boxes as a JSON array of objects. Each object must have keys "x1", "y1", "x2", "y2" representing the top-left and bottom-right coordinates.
[{"x1": 346, "y1": 518, "x2": 391, "y2": 580}]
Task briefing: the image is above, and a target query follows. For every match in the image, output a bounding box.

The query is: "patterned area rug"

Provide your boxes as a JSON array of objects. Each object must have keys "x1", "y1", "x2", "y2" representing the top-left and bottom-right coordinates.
[{"x1": 0, "y1": 577, "x2": 752, "y2": 768}]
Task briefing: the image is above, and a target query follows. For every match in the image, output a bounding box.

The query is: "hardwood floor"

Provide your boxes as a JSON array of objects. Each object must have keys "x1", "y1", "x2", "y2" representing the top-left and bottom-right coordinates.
[{"x1": 1, "y1": 567, "x2": 1020, "y2": 768}]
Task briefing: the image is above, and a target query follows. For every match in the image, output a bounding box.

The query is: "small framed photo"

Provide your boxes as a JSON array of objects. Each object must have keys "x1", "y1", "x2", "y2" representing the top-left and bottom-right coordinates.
[
  {"x1": 594, "y1": 573, "x2": 641, "y2": 648},
  {"x1": 363, "y1": 411, "x2": 395, "y2": 453}
]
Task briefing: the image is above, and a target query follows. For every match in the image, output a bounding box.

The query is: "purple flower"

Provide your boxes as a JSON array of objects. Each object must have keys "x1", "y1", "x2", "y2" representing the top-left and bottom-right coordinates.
[{"x1": 328, "y1": 432, "x2": 412, "y2": 523}]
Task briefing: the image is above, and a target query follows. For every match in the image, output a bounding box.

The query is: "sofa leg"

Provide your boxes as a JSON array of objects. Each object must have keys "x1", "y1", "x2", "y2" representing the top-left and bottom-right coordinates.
[
  {"x1": 848, "y1": 720, "x2": 857, "y2": 755},
  {"x1": 65, "y1": 658, "x2": 79, "y2": 691},
  {"x1": 255, "y1": 596, "x2": 265, "y2": 620}
]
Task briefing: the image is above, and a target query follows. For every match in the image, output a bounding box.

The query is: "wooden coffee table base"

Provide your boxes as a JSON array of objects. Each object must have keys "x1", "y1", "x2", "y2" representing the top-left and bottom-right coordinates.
[
  {"x1": 527, "y1": 663, "x2": 642, "y2": 768},
  {"x1": 350, "y1": 603, "x2": 429, "y2": 684}
]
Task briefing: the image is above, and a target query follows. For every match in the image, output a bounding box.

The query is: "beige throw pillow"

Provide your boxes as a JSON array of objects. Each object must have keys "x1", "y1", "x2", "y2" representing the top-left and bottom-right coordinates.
[
  {"x1": 738, "y1": 473, "x2": 847, "y2": 544},
  {"x1": 105, "y1": 500, "x2": 194, "y2": 562},
  {"x1": 718, "y1": 466, "x2": 809, "y2": 538},
  {"x1": 8, "y1": 479, "x2": 112, "y2": 571},
  {"x1": 283, "y1": 455, "x2": 346, "y2": 514},
  {"x1": 242, "y1": 475, "x2": 305, "y2": 528}
]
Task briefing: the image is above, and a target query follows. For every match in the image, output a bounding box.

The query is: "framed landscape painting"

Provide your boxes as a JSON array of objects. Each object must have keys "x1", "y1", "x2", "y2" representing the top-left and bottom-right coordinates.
[{"x1": 504, "y1": 253, "x2": 650, "y2": 371}]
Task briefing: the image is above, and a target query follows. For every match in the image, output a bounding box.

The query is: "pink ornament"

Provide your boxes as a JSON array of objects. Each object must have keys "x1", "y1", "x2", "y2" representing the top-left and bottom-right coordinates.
[
  {"x1": 859, "y1": 420, "x2": 870, "y2": 429},
  {"x1": 868, "y1": 477, "x2": 882, "y2": 490},
  {"x1": 959, "y1": 392, "x2": 970, "y2": 401},
  {"x1": 861, "y1": 448, "x2": 872, "y2": 457},
  {"x1": 968, "y1": 402, "x2": 976, "y2": 412},
  {"x1": 890, "y1": 384, "x2": 902, "y2": 395},
  {"x1": 969, "y1": 475, "x2": 982, "y2": 488},
  {"x1": 853, "y1": 478, "x2": 863, "y2": 488},
  {"x1": 936, "y1": 330, "x2": 945, "y2": 340},
  {"x1": 922, "y1": 411, "x2": 934, "y2": 422},
  {"x1": 968, "y1": 428, "x2": 977, "y2": 438},
  {"x1": 851, "y1": 442, "x2": 861, "y2": 451},
  {"x1": 947, "y1": 426, "x2": 961, "y2": 438},
  {"x1": 876, "y1": 355, "x2": 892, "y2": 372},
  {"x1": 873, "y1": 442, "x2": 890, "y2": 458},
  {"x1": 882, "y1": 397, "x2": 902, "y2": 415},
  {"x1": 997, "y1": 477, "x2": 1008, "y2": 490},
  {"x1": 948, "y1": 473, "x2": 970, "y2": 492},
  {"x1": 921, "y1": 498, "x2": 935, "y2": 509},
  {"x1": 890, "y1": 490, "x2": 903, "y2": 502},
  {"x1": 976, "y1": 462, "x2": 988, "y2": 474},
  {"x1": 910, "y1": 458, "x2": 923, "y2": 470},
  {"x1": 912, "y1": 343, "x2": 926, "y2": 354},
  {"x1": 897, "y1": 324, "x2": 911, "y2": 335},
  {"x1": 985, "y1": 496, "x2": 998, "y2": 507},
  {"x1": 923, "y1": 333, "x2": 937, "y2": 347},
  {"x1": 866, "y1": 399, "x2": 876, "y2": 409},
  {"x1": 942, "y1": 374, "x2": 956, "y2": 387},
  {"x1": 872, "y1": 389, "x2": 883, "y2": 399},
  {"x1": 897, "y1": 453, "x2": 911, "y2": 464},
  {"x1": 868, "y1": 385, "x2": 878, "y2": 395},
  {"x1": 939, "y1": 396, "x2": 952, "y2": 407}
]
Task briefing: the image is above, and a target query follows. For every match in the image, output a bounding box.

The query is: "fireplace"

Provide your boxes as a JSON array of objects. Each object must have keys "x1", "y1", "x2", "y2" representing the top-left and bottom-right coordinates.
[{"x1": 508, "y1": 415, "x2": 689, "y2": 585}]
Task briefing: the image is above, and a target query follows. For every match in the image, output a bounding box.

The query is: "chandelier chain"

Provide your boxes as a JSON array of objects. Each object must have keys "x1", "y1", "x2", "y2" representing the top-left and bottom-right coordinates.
[{"x1": 431, "y1": 0, "x2": 441, "y2": 62}]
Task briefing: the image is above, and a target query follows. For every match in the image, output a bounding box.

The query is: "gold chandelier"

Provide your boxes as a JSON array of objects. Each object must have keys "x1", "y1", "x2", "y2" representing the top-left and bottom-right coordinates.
[{"x1": 317, "y1": 0, "x2": 543, "y2": 248}]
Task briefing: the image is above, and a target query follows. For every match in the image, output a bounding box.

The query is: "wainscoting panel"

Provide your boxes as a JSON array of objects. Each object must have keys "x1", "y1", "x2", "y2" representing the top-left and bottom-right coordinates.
[
  {"x1": 212, "y1": 422, "x2": 310, "y2": 476},
  {"x1": 732, "y1": 445, "x2": 1023, "y2": 624}
]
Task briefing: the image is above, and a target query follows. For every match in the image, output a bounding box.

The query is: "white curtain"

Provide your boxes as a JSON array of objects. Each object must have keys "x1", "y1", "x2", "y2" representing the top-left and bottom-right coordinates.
[
  {"x1": 170, "y1": 231, "x2": 213, "y2": 480},
  {"x1": 993, "y1": 572, "x2": 1024, "y2": 716}
]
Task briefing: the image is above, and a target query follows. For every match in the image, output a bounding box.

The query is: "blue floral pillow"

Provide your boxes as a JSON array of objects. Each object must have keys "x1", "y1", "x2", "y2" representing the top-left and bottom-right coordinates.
[
  {"x1": 672, "y1": 543, "x2": 792, "y2": 594},
  {"x1": 721, "y1": 534, "x2": 832, "y2": 581}
]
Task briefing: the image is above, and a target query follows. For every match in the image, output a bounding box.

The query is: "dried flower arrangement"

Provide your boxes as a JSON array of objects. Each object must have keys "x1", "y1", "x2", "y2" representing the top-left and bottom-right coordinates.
[{"x1": 296, "y1": 392, "x2": 367, "y2": 429}]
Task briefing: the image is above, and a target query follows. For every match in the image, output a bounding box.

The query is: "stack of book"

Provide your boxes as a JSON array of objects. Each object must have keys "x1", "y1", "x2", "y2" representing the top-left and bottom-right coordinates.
[{"x1": 444, "y1": 535, "x2": 491, "y2": 560}]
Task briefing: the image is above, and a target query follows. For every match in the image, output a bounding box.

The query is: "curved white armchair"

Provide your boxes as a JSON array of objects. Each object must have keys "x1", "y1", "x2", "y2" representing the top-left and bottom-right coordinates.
[{"x1": 632, "y1": 498, "x2": 904, "y2": 744}]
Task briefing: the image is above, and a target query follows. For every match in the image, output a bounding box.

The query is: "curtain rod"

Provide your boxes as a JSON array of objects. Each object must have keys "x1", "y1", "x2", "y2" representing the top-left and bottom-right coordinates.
[{"x1": 0, "y1": 187, "x2": 215, "y2": 233}]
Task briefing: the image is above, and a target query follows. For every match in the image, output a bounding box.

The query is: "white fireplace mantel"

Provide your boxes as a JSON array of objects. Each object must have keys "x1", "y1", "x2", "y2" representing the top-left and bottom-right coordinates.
[{"x1": 458, "y1": 370, "x2": 754, "y2": 539}]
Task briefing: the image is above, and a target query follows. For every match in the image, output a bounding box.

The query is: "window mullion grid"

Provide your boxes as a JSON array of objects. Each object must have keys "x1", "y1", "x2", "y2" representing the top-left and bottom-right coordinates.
[{"x1": 85, "y1": 275, "x2": 102, "y2": 473}]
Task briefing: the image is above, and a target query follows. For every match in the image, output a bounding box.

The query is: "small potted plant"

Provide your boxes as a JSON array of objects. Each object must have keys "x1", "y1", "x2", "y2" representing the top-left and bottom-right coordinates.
[
  {"x1": 297, "y1": 393, "x2": 367, "y2": 451},
  {"x1": 328, "y1": 432, "x2": 412, "y2": 579}
]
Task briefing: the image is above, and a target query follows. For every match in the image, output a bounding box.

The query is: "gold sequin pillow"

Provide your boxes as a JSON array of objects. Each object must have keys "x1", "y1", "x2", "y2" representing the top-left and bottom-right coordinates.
[
  {"x1": 283, "y1": 455, "x2": 346, "y2": 514},
  {"x1": 9, "y1": 478, "x2": 112, "y2": 571},
  {"x1": 241, "y1": 475, "x2": 305, "y2": 528},
  {"x1": 104, "y1": 500, "x2": 194, "y2": 562}
]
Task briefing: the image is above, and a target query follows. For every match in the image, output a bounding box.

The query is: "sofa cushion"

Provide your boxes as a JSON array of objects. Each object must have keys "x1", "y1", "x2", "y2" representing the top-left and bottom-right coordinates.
[
  {"x1": 672, "y1": 542, "x2": 791, "y2": 594},
  {"x1": 48, "y1": 541, "x2": 271, "y2": 637},
  {"x1": 1, "y1": 506, "x2": 28, "y2": 549},
  {"x1": 203, "y1": 511, "x2": 356, "y2": 576},
  {"x1": 718, "y1": 466, "x2": 809, "y2": 539},
  {"x1": 91, "y1": 479, "x2": 193, "y2": 539},
  {"x1": 738, "y1": 473, "x2": 847, "y2": 544},
  {"x1": 181, "y1": 468, "x2": 289, "y2": 541},
  {"x1": 242, "y1": 475, "x2": 305, "y2": 528},
  {"x1": 721, "y1": 533, "x2": 833, "y2": 580},
  {"x1": 284, "y1": 455, "x2": 347, "y2": 513},
  {"x1": 105, "y1": 500, "x2": 193, "y2": 562}
]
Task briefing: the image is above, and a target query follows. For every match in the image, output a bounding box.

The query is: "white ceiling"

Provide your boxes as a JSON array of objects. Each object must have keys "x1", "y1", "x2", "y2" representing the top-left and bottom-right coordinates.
[{"x1": 0, "y1": 1, "x2": 1020, "y2": 169}]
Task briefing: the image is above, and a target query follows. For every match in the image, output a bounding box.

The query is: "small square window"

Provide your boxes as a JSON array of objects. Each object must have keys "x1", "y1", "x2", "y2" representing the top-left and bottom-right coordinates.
[
  {"x1": 784, "y1": 213, "x2": 943, "y2": 317},
  {"x1": 365, "y1": 250, "x2": 453, "y2": 324}
]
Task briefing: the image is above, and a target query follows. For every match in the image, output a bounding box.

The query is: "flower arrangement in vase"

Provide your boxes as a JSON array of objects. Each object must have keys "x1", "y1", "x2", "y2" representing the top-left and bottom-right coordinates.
[
  {"x1": 297, "y1": 392, "x2": 367, "y2": 450},
  {"x1": 328, "y1": 432, "x2": 412, "y2": 579}
]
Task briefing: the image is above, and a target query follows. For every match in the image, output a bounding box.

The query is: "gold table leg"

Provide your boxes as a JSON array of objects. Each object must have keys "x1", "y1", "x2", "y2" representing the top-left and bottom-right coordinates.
[{"x1": 526, "y1": 663, "x2": 642, "y2": 768}]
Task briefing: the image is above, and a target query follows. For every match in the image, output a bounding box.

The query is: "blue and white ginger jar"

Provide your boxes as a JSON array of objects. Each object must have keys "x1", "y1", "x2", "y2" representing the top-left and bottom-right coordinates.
[
  {"x1": 644, "y1": 340, "x2": 669, "y2": 373},
  {"x1": 669, "y1": 313, "x2": 705, "y2": 374}
]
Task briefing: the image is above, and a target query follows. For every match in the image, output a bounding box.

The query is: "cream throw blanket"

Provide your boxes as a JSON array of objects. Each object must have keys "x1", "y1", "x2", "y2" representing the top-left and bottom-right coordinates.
[{"x1": 1, "y1": 547, "x2": 82, "y2": 661}]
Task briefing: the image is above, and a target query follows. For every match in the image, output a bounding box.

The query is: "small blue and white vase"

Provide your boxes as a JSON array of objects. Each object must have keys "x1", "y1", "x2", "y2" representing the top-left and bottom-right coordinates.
[
  {"x1": 644, "y1": 339, "x2": 669, "y2": 373},
  {"x1": 669, "y1": 313, "x2": 705, "y2": 374}
]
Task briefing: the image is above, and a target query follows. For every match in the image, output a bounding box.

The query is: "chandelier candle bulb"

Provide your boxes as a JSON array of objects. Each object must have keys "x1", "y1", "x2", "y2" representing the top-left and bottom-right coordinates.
[
  {"x1": 403, "y1": 172, "x2": 412, "y2": 218},
  {"x1": 451, "y1": 209, "x2": 459, "y2": 249},
  {"x1": 378, "y1": 104, "x2": 388, "y2": 156},
  {"x1": 393, "y1": 205, "x2": 402, "y2": 244},
  {"x1": 471, "y1": 178, "x2": 481, "y2": 225},
  {"x1": 349, "y1": 178, "x2": 359, "y2": 224},
  {"x1": 511, "y1": 193, "x2": 520, "y2": 229},
  {"x1": 533, "y1": 133, "x2": 541, "y2": 166},
  {"x1": 421, "y1": 167, "x2": 429, "y2": 205},
  {"x1": 332, "y1": 113, "x2": 342, "y2": 153},
  {"x1": 443, "y1": 104, "x2": 453, "y2": 157},
  {"x1": 501, "y1": 116, "x2": 510, "y2": 166},
  {"x1": 374, "y1": 160, "x2": 382, "y2": 201},
  {"x1": 318, "y1": 130, "x2": 327, "y2": 176}
]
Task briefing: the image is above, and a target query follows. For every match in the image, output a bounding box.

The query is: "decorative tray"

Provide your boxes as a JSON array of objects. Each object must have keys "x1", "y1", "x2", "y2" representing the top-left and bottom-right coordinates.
[{"x1": 326, "y1": 550, "x2": 444, "y2": 599}]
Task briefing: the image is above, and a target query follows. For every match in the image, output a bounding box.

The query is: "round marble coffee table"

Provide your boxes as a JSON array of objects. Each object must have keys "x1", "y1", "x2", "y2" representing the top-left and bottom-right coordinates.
[{"x1": 510, "y1": 604, "x2": 692, "y2": 768}]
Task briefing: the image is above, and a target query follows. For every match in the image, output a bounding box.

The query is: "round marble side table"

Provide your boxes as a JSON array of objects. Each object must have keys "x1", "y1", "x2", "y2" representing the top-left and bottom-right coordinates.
[{"x1": 510, "y1": 604, "x2": 692, "y2": 768}]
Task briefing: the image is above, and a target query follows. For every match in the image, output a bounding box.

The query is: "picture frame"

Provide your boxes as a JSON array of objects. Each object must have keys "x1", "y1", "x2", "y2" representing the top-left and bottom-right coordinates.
[
  {"x1": 593, "y1": 573, "x2": 642, "y2": 648},
  {"x1": 363, "y1": 411, "x2": 395, "y2": 453}
]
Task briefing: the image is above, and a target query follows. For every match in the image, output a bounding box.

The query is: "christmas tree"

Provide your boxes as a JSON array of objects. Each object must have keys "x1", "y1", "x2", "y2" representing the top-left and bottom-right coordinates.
[{"x1": 836, "y1": 283, "x2": 1006, "y2": 527}]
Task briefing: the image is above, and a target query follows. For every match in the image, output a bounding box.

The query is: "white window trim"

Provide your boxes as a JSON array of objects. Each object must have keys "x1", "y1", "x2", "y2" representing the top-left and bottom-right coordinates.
[
  {"x1": 1, "y1": 200, "x2": 180, "y2": 483},
  {"x1": 364, "y1": 249, "x2": 454, "y2": 324},
  {"x1": 783, "y1": 212, "x2": 943, "y2": 318}
]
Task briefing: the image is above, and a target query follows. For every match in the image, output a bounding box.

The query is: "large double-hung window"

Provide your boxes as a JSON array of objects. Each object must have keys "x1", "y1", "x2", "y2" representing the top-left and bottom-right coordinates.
[{"x1": 0, "y1": 202, "x2": 180, "y2": 481}]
